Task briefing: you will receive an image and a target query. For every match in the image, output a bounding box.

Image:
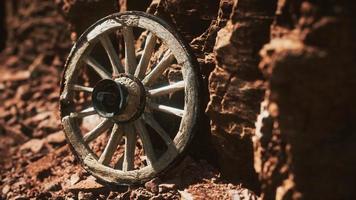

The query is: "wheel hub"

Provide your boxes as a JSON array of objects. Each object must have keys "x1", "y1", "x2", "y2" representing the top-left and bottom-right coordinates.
[
  {"x1": 92, "y1": 74, "x2": 146, "y2": 123},
  {"x1": 92, "y1": 79, "x2": 128, "y2": 118}
]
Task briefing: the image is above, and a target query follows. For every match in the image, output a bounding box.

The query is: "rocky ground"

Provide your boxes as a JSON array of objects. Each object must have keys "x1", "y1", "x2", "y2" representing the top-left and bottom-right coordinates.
[{"x1": 0, "y1": 37, "x2": 258, "y2": 200}]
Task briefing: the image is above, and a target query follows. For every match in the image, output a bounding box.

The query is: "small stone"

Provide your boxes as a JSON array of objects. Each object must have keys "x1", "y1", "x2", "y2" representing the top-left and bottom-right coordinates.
[
  {"x1": 211, "y1": 177, "x2": 217, "y2": 183},
  {"x1": 13, "y1": 195, "x2": 28, "y2": 200},
  {"x1": 65, "y1": 192, "x2": 76, "y2": 200},
  {"x1": 30, "y1": 112, "x2": 51, "y2": 123},
  {"x1": 15, "y1": 85, "x2": 32, "y2": 101},
  {"x1": 68, "y1": 176, "x2": 105, "y2": 192},
  {"x1": 38, "y1": 117, "x2": 59, "y2": 132},
  {"x1": 46, "y1": 131, "x2": 66, "y2": 144},
  {"x1": 13, "y1": 180, "x2": 28, "y2": 190},
  {"x1": 2, "y1": 185, "x2": 10, "y2": 194},
  {"x1": 44, "y1": 181, "x2": 61, "y2": 192},
  {"x1": 130, "y1": 189, "x2": 153, "y2": 200},
  {"x1": 78, "y1": 191, "x2": 93, "y2": 200},
  {"x1": 70, "y1": 173, "x2": 81, "y2": 186},
  {"x1": 20, "y1": 139, "x2": 44, "y2": 153},
  {"x1": 158, "y1": 183, "x2": 176, "y2": 193},
  {"x1": 178, "y1": 190, "x2": 193, "y2": 200},
  {"x1": 145, "y1": 178, "x2": 160, "y2": 194},
  {"x1": 2, "y1": 70, "x2": 30, "y2": 82},
  {"x1": 229, "y1": 190, "x2": 240, "y2": 200},
  {"x1": 107, "y1": 191, "x2": 118, "y2": 199},
  {"x1": 0, "y1": 83, "x2": 5, "y2": 90}
]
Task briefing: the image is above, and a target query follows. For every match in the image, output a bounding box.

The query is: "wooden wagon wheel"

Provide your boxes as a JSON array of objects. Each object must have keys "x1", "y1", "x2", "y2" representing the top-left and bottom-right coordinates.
[{"x1": 59, "y1": 11, "x2": 200, "y2": 185}]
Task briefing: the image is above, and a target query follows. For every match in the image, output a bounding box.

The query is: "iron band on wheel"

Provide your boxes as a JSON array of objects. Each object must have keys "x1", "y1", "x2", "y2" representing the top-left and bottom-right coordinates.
[{"x1": 60, "y1": 11, "x2": 200, "y2": 185}]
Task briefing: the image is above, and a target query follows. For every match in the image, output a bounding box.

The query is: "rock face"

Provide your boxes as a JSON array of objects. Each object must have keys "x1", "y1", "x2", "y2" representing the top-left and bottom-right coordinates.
[
  {"x1": 157, "y1": 0, "x2": 221, "y2": 42},
  {"x1": 254, "y1": 0, "x2": 356, "y2": 199},
  {"x1": 55, "y1": 0, "x2": 118, "y2": 37},
  {"x1": 207, "y1": 0, "x2": 277, "y2": 188}
]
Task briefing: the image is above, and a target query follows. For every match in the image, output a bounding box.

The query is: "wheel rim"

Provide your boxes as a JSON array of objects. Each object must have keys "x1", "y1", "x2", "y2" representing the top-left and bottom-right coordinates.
[{"x1": 60, "y1": 11, "x2": 199, "y2": 185}]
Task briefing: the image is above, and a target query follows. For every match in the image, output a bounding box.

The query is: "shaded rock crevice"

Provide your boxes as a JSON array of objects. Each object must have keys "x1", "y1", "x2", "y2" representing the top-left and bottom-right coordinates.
[
  {"x1": 207, "y1": 0, "x2": 278, "y2": 191},
  {"x1": 55, "y1": 0, "x2": 118, "y2": 37}
]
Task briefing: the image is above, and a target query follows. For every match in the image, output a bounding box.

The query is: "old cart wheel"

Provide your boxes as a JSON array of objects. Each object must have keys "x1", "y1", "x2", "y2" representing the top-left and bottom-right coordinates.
[{"x1": 60, "y1": 11, "x2": 200, "y2": 185}]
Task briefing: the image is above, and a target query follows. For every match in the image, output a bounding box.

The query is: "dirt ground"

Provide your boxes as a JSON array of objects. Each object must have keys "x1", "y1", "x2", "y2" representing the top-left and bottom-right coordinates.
[{"x1": 0, "y1": 34, "x2": 257, "y2": 199}]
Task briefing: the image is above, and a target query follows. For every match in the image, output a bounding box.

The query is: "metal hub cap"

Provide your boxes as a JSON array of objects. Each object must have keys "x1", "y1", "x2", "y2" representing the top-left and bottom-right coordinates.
[
  {"x1": 92, "y1": 79, "x2": 128, "y2": 118},
  {"x1": 92, "y1": 74, "x2": 146, "y2": 123}
]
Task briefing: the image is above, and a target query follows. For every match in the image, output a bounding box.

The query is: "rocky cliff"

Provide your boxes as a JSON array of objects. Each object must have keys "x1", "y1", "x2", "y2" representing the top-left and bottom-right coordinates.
[{"x1": 254, "y1": 0, "x2": 356, "y2": 199}]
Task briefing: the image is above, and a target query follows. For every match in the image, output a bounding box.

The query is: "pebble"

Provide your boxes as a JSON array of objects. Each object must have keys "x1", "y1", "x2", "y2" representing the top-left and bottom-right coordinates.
[
  {"x1": 2, "y1": 185, "x2": 10, "y2": 194},
  {"x1": 178, "y1": 190, "x2": 193, "y2": 200},
  {"x1": 20, "y1": 139, "x2": 44, "y2": 153},
  {"x1": 78, "y1": 191, "x2": 93, "y2": 200},
  {"x1": 46, "y1": 131, "x2": 66, "y2": 144},
  {"x1": 70, "y1": 173, "x2": 81, "y2": 186},
  {"x1": 158, "y1": 183, "x2": 176, "y2": 193},
  {"x1": 44, "y1": 181, "x2": 61, "y2": 192},
  {"x1": 68, "y1": 176, "x2": 105, "y2": 192},
  {"x1": 229, "y1": 190, "x2": 241, "y2": 200},
  {"x1": 145, "y1": 178, "x2": 160, "y2": 194}
]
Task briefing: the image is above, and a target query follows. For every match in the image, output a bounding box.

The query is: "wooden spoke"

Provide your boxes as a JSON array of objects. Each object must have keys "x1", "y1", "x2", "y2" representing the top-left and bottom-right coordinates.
[
  {"x1": 123, "y1": 125, "x2": 136, "y2": 172},
  {"x1": 122, "y1": 27, "x2": 137, "y2": 74},
  {"x1": 70, "y1": 107, "x2": 96, "y2": 118},
  {"x1": 71, "y1": 84, "x2": 94, "y2": 93},
  {"x1": 135, "y1": 33, "x2": 157, "y2": 79},
  {"x1": 143, "y1": 113, "x2": 173, "y2": 146},
  {"x1": 84, "y1": 56, "x2": 111, "y2": 79},
  {"x1": 142, "y1": 51, "x2": 175, "y2": 86},
  {"x1": 148, "y1": 80, "x2": 185, "y2": 97},
  {"x1": 134, "y1": 119, "x2": 156, "y2": 165},
  {"x1": 83, "y1": 119, "x2": 113, "y2": 143},
  {"x1": 99, "y1": 34, "x2": 124, "y2": 74},
  {"x1": 148, "y1": 102, "x2": 184, "y2": 118},
  {"x1": 98, "y1": 124, "x2": 124, "y2": 165}
]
